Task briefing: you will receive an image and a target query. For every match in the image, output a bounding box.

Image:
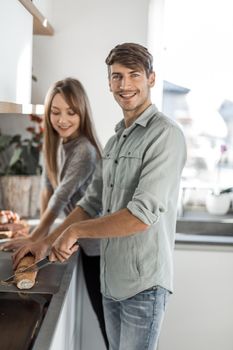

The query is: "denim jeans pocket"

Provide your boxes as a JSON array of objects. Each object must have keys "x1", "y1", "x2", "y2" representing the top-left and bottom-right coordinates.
[{"x1": 136, "y1": 286, "x2": 170, "y2": 311}]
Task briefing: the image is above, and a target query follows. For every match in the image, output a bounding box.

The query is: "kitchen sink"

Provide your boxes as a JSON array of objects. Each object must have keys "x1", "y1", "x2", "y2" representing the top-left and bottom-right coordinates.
[
  {"x1": 0, "y1": 251, "x2": 68, "y2": 349},
  {"x1": 0, "y1": 250, "x2": 78, "y2": 350},
  {"x1": 176, "y1": 219, "x2": 233, "y2": 236},
  {"x1": 0, "y1": 292, "x2": 51, "y2": 350}
]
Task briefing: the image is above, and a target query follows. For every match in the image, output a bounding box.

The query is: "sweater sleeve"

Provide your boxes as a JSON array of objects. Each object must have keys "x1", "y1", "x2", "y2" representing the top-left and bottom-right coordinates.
[
  {"x1": 47, "y1": 139, "x2": 97, "y2": 216},
  {"x1": 41, "y1": 166, "x2": 53, "y2": 193}
]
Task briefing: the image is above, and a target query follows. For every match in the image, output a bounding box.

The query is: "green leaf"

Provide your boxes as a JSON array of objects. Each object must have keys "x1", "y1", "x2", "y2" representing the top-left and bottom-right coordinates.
[
  {"x1": 0, "y1": 135, "x2": 13, "y2": 151},
  {"x1": 9, "y1": 148, "x2": 22, "y2": 166}
]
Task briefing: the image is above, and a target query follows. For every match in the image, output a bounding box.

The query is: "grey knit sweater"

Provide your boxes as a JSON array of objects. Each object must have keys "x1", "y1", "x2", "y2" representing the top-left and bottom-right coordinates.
[{"x1": 42, "y1": 135, "x2": 100, "y2": 256}]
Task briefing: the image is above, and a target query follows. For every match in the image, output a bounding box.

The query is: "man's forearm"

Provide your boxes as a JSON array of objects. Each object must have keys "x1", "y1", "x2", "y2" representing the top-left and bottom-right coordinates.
[
  {"x1": 46, "y1": 206, "x2": 91, "y2": 244},
  {"x1": 68, "y1": 208, "x2": 148, "y2": 240}
]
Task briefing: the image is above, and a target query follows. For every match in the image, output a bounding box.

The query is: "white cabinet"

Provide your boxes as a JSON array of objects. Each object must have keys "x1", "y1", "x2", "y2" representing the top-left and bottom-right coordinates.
[
  {"x1": 0, "y1": 0, "x2": 33, "y2": 104},
  {"x1": 0, "y1": 0, "x2": 53, "y2": 114},
  {"x1": 49, "y1": 263, "x2": 80, "y2": 350},
  {"x1": 159, "y1": 244, "x2": 233, "y2": 350},
  {"x1": 48, "y1": 252, "x2": 105, "y2": 350}
]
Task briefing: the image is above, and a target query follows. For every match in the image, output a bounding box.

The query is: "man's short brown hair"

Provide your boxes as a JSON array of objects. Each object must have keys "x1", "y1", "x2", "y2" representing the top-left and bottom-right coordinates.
[{"x1": 105, "y1": 43, "x2": 153, "y2": 78}]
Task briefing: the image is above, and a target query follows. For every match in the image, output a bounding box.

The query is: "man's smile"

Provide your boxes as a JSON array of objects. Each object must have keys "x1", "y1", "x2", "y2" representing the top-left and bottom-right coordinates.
[{"x1": 118, "y1": 91, "x2": 137, "y2": 99}]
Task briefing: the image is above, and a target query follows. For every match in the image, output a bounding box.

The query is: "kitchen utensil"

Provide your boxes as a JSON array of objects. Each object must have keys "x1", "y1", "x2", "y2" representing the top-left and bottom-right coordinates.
[
  {"x1": 0, "y1": 252, "x2": 68, "y2": 294},
  {"x1": 0, "y1": 238, "x2": 12, "y2": 244},
  {"x1": 3, "y1": 256, "x2": 52, "y2": 283}
]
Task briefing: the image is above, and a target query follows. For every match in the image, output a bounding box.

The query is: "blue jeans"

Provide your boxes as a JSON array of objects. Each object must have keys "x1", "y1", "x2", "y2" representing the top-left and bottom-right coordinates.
[{"x1": 103, "y1": 286, "x2": 170, "y2": 350}]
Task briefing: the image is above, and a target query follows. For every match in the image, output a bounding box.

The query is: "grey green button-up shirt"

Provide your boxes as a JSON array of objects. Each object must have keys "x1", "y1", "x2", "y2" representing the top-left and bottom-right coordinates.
[{"x1": 78, "y1": 104, "x2": 187, "y2": 300}]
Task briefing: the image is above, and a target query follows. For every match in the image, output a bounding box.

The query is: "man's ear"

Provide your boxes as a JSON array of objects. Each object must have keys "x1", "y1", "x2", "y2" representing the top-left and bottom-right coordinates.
[{"x1": 148, "y1": 72, "x2": 156, "y2": 87}]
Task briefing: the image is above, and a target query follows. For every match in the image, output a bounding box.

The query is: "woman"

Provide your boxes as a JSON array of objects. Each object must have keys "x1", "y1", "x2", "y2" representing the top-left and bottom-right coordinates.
[{"x1": 3, "y1": 77, "x2": 108, "y2": 349}]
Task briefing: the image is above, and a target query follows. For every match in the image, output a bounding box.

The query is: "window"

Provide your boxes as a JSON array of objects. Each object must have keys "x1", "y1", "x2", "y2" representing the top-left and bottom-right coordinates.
[{"x1": 161, "y1": 0, "x2": 233, "y2": 214}]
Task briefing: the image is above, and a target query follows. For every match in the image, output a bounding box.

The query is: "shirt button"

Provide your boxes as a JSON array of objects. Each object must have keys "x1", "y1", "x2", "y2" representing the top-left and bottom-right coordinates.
[
  {"x1": 110, "y1": 184, "x2": 113, "y2": 187},
  {"x1": 123, "y1": 134, "x2": 127, "y2": 138},
  {"x1": 107, "y1": 209, "x2": 110, "y2": 213},
  {"x1": 114, "y1": 160, "x2": 118, "y2": 164}
]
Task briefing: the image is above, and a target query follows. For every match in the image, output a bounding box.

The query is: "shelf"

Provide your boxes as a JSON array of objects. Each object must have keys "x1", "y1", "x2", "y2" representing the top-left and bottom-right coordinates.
[
  {"x1": 0, "y1": 102, "x2": 44, "y2": 115},
  {"x1": 18, "y1": 0, "x2": 54, "y2": 35}
]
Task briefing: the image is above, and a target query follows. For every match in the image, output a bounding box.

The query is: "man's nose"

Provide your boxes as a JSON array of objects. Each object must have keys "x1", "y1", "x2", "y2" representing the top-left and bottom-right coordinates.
[{"x1": 120, "y1": 76, "x2": 132, "y2": 90}]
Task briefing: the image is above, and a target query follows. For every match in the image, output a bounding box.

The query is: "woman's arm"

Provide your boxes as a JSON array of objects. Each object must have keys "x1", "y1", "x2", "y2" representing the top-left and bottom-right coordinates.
[
  {"x1": 30, "y1": 206, "x2": 57, "y2": 241},
  {"x1": 40, "y1": 188, "x2": 53, "y2": 216},
  {"x1": 1, "y1": 189, "x2": 56, "y2": 251},
  {"x1": 27, "y1": 188, "x2": 56, "y2": 241}
]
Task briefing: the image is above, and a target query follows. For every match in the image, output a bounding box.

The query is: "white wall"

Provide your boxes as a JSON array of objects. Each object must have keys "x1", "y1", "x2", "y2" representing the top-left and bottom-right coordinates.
[
  {"x1": 147, "y1": 0, "x2": 166, "y2": 109},
  {"x1": 32, "y1": 0, "x2": 150, "y2": 146}
]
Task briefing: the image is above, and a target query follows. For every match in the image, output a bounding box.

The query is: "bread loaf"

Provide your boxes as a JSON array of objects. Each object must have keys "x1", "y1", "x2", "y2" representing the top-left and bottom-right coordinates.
[
  {"x1": 0, "y1": 229, "x2": 13, "y2": 239},
  {"x1": 15, "y1": 255, "x2": 38, "y2": 290}
]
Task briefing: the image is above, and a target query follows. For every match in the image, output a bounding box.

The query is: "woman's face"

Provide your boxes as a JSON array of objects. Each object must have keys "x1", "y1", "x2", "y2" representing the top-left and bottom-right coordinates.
[{"x1": 50, "y1": 93, "x2": 81, "y2": 142}]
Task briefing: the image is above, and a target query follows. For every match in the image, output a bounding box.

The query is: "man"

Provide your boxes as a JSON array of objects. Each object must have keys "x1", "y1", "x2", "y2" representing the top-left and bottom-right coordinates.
[{"x1": 14, "y1": 43, "x2": 187, "y2": 350}]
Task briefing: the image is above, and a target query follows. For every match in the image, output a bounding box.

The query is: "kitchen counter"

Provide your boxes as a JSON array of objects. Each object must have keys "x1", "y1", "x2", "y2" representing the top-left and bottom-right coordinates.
[
  {"x1": 0, "y1": 249, "x2": 79, "y2": 350},
  {"x1": 176, "y1": 215, "x2": 233, "y2": 247},
  {"x1": 1, "y1": 215, "x2": 233, "y2": 350},
  {"x1": 32, "y1": 252, "x2": 78, "y2": 350},
  {"x1": 176, "y1": 232, "x2": 233, "y2": 247}
]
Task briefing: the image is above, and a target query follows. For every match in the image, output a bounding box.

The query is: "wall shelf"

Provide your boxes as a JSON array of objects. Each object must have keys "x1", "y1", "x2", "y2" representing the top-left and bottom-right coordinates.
[
  {"x1": 0, "y1": 102, "x2": 44, "y2": 115},
  {"x1": 18, "y1": 0, "x2": 54, "y2": 35}
]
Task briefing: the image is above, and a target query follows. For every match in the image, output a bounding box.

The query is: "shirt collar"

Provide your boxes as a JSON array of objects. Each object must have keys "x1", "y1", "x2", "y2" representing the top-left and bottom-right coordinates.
[{"x1": 114, "y1": 104, "x2": 159, "y2": 133}]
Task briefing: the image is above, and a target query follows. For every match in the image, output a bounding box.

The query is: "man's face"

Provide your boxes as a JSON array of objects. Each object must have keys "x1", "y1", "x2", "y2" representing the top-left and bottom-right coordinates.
[{"x1": 108, "y1": 63, "x2": 155, "y2": 116}]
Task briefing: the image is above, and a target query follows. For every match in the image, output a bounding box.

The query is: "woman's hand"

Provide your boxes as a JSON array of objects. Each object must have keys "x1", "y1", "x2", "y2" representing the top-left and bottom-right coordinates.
[
  {"x1": 49, "y1": 226, "x2": 79, "y2": 262},
  {"x1": 0, "y1": 236, "x2": 33, "y2": 252},
  {"x1": 12, "y1": 239, "x2": 51, "y2": 270}
]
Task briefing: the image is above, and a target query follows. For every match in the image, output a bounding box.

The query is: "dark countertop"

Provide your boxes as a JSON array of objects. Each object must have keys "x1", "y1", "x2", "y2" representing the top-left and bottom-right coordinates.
[
  {"x1": 179, "y1": 207, "x2": 233, "y2": 222},
  {"x1": 175, "y1": 232, "x2": 233, "y2": 246},
  {"x1": 176, "y1": 207, "x2": 233, "y2": 246},
  {"x1": 0, "y1": 250, "x2": 78, "y2": 350},
  {"x1": 32, "y1": 252, "x2": 78, "y2": 350}
]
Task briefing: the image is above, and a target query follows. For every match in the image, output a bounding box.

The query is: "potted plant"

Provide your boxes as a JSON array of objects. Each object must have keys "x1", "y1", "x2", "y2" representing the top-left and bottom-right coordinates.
[{"x1": 0, "y1": 114, "x2": 44, "y2": 217}]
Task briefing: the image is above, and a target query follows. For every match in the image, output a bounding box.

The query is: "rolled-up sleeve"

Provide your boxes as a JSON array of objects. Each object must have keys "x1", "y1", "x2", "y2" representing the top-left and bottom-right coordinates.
[{"x1": 127, "y1": 125, "x2": 187, "y2": 225}]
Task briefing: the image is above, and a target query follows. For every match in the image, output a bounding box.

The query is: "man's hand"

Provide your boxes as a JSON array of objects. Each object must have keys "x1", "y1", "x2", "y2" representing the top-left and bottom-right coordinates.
[
  {"x1": 49, "y1": 226, "x2": 79, "y2": 262},
  {"x1": 12, "y1": 239, "x2": 51, "y2": 269}
]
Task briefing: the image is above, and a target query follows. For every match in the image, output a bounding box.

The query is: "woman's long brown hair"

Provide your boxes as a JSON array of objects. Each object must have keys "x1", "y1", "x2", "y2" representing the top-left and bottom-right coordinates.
[{"x1": 43, "y1": 77, "x2": 102, "y2": 188}]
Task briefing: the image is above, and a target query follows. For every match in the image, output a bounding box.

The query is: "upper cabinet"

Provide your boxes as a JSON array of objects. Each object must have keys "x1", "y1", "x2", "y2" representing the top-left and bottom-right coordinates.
[
  {"x1": 0, "y1": 0, "x2": 53, "y2": 114},
  {"x1": 19, "y1": 0, "x2": 54, "y2": 36}
]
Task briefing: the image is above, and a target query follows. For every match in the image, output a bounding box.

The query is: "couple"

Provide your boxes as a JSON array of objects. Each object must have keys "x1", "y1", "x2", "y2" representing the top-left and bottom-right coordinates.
[{"x1": 4, "y1": 42, "x2": 186, "y2": 350}]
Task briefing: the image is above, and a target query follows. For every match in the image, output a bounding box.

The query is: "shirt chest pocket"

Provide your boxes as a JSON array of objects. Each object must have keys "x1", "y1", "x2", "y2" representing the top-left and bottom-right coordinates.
[{"x1": 114, "y1": 150, "x2": 142, "y2": 190}]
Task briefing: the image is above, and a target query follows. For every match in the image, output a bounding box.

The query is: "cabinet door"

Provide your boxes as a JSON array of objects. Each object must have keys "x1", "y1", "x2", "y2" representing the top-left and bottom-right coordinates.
[
  {"x1": 159, "y1": 247, "x2": 233, "y2": 350},
  {"x1": 0, "y1": 0, "x2": 33, "y2": 104}
]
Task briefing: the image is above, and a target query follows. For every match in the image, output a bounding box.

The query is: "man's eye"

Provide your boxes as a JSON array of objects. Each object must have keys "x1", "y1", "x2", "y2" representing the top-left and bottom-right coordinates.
[
  {"x1": 112, "y1": 75, "x2": 121, "y2": 81},
  {"x1": 131, "y1": 73, "x2": 140, "y2": 78}
]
